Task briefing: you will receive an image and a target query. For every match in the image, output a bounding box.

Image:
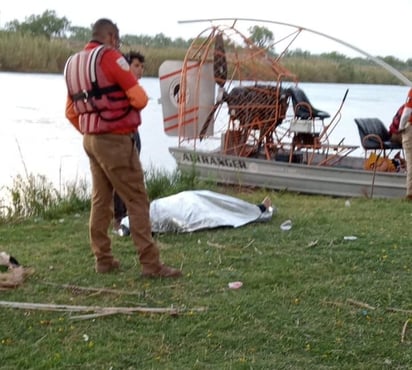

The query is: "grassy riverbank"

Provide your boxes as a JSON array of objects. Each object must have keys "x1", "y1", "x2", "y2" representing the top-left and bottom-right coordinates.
[{"x1": 0, "y1": 171, "x2": 411, "y2": 369}]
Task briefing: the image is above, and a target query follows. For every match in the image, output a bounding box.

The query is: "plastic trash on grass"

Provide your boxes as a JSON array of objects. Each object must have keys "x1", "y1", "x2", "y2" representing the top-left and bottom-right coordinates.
[
  {"x1": 280, "y1": 220, "x2": 292, "y2": 231},
  {"x1": 228, "y1": 281, "x2": 243, "y2": 289}
]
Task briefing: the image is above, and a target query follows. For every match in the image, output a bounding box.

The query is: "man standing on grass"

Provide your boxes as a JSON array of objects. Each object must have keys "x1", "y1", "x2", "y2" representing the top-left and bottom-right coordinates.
[{"x1": 63, "y1": 18, "x2": 182, "y2": 278}]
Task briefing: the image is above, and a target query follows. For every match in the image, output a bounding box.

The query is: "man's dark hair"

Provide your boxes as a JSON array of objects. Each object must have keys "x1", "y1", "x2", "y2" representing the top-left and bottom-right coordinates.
[
  {"x1": 124, "y1": 51, "x2": 145, "y2": 65},
  {"x1": 91, "y1": 18, "x2": 119, "y2": 40}
]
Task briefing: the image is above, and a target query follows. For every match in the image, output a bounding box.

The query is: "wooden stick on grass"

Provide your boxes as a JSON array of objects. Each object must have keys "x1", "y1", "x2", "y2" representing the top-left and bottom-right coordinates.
[
  {"x1": 206, "y1": 241, "x2": 226, "y2": 249},
  {"x1": 401, "y1": 318, "x2": 410, "y2": 343},
  {"x1": 0, "y1": 300, "x2": 177, "y2": 313},
  {"x1": 0, "y1": 300, "x2": 208, "y2": 320},
  {"x1": 321, "y1": 300, "x2": 346, "y2": 308},
  {"x1": 386, "y1": 307, "x2": 412, "y2": 314},
  {"x1": 346, "y1": 299, "x2": 376, "y2": 310},
  {"x1": 41, "y1": 281, "x2": 145, "y2": 297}
]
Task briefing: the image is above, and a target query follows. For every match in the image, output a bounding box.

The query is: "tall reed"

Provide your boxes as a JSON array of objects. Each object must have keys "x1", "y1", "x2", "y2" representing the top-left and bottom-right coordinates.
[
  {"x1": 1, "y1": 31, "x2": 411, "y2": 84},
  {"x1": 0, "y1": 167, "x2": 203, "y2": 223},
  {"x1": 0, "y1": 173, "x2": 90, "y2": 222}
]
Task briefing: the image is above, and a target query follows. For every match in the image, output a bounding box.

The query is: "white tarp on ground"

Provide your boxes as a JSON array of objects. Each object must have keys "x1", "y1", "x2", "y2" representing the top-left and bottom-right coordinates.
[{"x1": 121, "y1": 190, "x2": 275, "y2": 233}]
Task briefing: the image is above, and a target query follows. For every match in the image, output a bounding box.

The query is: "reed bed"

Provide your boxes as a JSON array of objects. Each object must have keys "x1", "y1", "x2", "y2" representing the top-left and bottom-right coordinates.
[{"x1": 1, "y1": 31, "x2": 411, "y2": 84}]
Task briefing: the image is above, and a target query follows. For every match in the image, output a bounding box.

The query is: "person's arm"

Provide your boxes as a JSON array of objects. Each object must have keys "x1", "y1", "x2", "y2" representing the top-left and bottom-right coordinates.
[
  {"x1": 65, "y1": 96, "x2": 82, "y2": 133},
  {"x1": 102, "y1": 50, "x2": 149, "y2": 110},
  {"x1": 125, "y1": 84, "x2": 149, "y2": 110}
]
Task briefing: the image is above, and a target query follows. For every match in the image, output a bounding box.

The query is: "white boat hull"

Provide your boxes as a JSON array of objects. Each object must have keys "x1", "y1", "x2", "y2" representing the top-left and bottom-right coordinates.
[{"x1": 169, "y1": 147, "x2": 406, "y2": 199}]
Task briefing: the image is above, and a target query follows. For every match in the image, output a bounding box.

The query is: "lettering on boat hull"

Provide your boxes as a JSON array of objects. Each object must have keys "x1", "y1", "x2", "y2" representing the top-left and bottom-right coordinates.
[
  {"x1": 173, "y1": 149, "x2": 406, "y2": 199},
  {"x1": 182, "y1": 152, "x2": 247, "y2": 170}
]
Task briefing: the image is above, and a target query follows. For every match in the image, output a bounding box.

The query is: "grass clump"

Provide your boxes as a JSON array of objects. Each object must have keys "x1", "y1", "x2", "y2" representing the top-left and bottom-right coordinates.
[
  {"x1": 0, "y1": 174, "x2": 90, "y2": 223},
  {"x1": 0, "y1": 168, "x2": 203, "y2": 223}
]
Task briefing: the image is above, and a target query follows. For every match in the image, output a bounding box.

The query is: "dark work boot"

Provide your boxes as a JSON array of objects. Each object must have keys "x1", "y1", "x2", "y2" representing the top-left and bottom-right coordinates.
[
  {"x1": 95, "y1": 259, "x2": 120, "y2": 273},
  {"x1": 141, "y1": 264, "x2": 182, "y2": 278}
]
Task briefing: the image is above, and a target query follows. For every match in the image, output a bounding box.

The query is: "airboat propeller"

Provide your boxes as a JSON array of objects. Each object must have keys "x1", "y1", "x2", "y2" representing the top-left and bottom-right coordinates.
[{"x1": 199, "y1": 32, "x2": 227, "y2": 140}]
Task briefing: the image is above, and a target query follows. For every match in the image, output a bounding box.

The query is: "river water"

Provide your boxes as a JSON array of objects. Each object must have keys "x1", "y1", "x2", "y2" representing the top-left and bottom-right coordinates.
[{"x1": 0, "y1": 72, "x2": 409, "y2": 197}]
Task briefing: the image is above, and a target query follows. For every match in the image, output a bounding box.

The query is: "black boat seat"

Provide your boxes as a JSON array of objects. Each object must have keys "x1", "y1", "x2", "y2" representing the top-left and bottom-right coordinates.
[
  {"x1": 354, "y1": 118, "x2": 402, "y2": 151},
  {"x1": 287, "y1": 87, "x2": 330, "y2": 120}
]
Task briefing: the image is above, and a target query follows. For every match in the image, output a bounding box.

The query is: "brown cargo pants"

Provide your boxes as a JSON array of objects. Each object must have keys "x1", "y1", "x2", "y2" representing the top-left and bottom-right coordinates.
[{"x1": 83, "y1": 133, "x2": 161, "y2": 271}]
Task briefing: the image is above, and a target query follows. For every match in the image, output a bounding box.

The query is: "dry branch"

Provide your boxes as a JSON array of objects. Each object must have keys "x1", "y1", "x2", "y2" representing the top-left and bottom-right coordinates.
[
  {"x1": 0, "y1": 300, "x2": 172, "y2": 313},
  {"x1": 41, "y1": 282, "x2": 144, "y2": 297},
  {"x1": 243, "y1": 239, "x2": 255, "y2": 248},
  {"x1": 70, "y1": 311, "x2": 126, "y2": 320},
  {"x1": 321, "y1": 300, "x2": 346, "y2": 308},
  {"x1": 0, "y1": 300, "x2": 207, "y2": 320},
  {"x1": 206, "y1": 241, "x2": 226, "y2": 249},
  {"x1": 401, "y1": 318, "x2": 411, "y2": 343},
  {"x1": 386, "y1": 307, "x2": 412, "y2": 314},
  {"x1": 346, "y1": 299, "x2": 376, "y2": 310}
]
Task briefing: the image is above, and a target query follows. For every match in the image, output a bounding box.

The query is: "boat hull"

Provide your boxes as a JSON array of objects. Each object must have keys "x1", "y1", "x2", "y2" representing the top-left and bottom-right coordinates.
[{"x1": 169, "y1": 147, "x2": 406, "y2": 199}]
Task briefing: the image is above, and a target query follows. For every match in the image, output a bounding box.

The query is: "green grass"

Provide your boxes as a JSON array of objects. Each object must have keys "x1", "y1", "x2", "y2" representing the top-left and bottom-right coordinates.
[{"x1": 0, "y1": 185, "x2": 411, "y2": 369}]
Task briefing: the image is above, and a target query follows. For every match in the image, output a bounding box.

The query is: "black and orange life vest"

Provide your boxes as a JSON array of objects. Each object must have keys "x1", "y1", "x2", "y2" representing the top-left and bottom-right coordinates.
[{"x1": 64, "y1": 45, "x2": 140, "y2": 134}]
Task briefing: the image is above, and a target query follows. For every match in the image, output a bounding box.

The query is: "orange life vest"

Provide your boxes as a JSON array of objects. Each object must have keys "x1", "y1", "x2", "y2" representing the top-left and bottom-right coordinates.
[{"x1": 64, "y1": 45, "x2": 141, "y2": 134}]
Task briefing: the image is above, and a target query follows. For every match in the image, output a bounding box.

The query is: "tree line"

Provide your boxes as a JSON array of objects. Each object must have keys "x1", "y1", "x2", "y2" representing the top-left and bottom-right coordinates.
[
  {"x1": 2, "y1": 10, "x2": 193, "y2": 48},
  {"x1": 1, "y1": 10, "x2": 411, "y2": 82}
]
